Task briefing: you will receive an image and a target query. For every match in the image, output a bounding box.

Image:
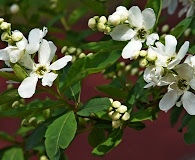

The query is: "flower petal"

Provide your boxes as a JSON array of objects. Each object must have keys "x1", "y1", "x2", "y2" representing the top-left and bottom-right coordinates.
[
  {"x1": 182, "y1": 91, "x2": 195, "y2": 115},
  {"x1": 42, "y1": 72, "x2": 57, "y2": 87},
  {"x1": 146, "y1": 33, "x2": 159, "y2": 46},
  {"x1": 38, "y1": 39, "x2": 51, "y2": 64},
  {"x1": 177, "y1": 41, "x2": 189, "y2": 60},
  {"x1": 48, "y1": 41, "x2": 57, "y2": 63},
  {"x1": 142, "y1": 8, "x2": 156, "y2": 30},
  {"x1": 48, "y1": 55, "x2": 72, "y2": 70},
  {"x1": 0, "y1": 48, "x2": 9, "y2": 61},
  {"x1": 128, "y1": 6, "x2": 143, "y2": 28},
  {"x1": 159, "y1": 90, "x2": 178, "y2": 112},
  {"x1": 122, "y1": 40, "x2": 142, "y2": 59},
  {"x1": 18, "y1": 76, "x2": 38, "y2": 98},
  {"x1": 18, "y1": 52, "x2": 34, "y2": 70},
  {"x1": 165, "y1": 35, "x2": 177, "y2": 56},
  {"x1": 16, "y1": 36, "x2": 27, "y2": 51},
  {"x1": 109, "y1": 25, "x2": 136, "y2": 41},
  {"x1": 167, "y1": 0, "x2": 178, "y2": 15},
  {"x1": 189, "y1": 79, "x2": 195, "y2": 90}
]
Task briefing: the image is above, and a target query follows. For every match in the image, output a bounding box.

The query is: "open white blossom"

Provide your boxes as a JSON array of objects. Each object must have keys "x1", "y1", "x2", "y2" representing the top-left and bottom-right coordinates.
[
  {"x1": 18, "y1": 39, "x2": 72, "y2": 98},
  {"x1": 109, "y1": 6, "x2": 159, "y2": 60},
  {"x1": 159, "y1": 63, "x2": 195, "y2": 115},
  {"x1": 153, "y1": 35, "x2": 189, "y2": 69},
  {"x1": 179, "y1": 0, "x2": 195, "y2": 17}
]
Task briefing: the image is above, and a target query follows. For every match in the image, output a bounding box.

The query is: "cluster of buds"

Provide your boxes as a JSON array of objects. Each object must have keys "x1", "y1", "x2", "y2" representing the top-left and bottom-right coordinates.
[
  {"x1": 0, "y1": 18, "x2": 23, "y2": 44},
  {"x1": 108, "y1": 99, "x2": 130, "y2": 129},
  {"x1": 88, "y1": 16, "x2": 111, "y2": 34},
  {"x1": 61, "y1": 45, "x2": 93, "y2": 63},
  {"x1": 11, "y1": 99, "x2": 25, "y2": 108}
]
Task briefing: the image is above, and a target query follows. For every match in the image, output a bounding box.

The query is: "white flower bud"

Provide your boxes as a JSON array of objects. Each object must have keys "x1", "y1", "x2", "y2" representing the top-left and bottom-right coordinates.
[
  {"x1": 132, "y1": 50, "x2": 140, "y2": 60},
  {"x1": 139, "y1": 50, "x2": 148, "y2": 57},
  {"x1": 28, "y1": 117, "x2": 36, "y2": 124},
  {"x1": 12, "y1": 30, "x2": 23, "y2": 42},
  {"x1": 108, "y1": 107, "x2": 113, "y2": 112},
  {"x1": 10, "y1": 4, "x2": 20, "y2": 14},
  {"x1": 71, "y1": 55, "x2": 76, "y2": 63},
  {"x1": 112, "y1": 101, "x2": 121, "y2": 108},
  {"x1": 79, "y1": 53, "x2": 86, "y2": 58},
  {"x1": 76, "y1": 48, "x2": 82, "y2": 55},
  {"x1": 112, "y1": 120, "x2": 121, "y2": 128},
  {"x1": 0, "y1": 18, "x2": 4, "y2": 24},
  {"x1": 117, "y1": 105, "x2": 127, "y2": 113},
  {"x1": 161, "y1": 24, "x2": 169, "y2": 33},
  {"x1": 87, "y1": 52, "x2": 93, "y2": 57},
  {"x1": 104, "y1": 26, "x2": 111, "y2": 34},
  {"x1": 146, "y1": 50, "x2": 157, "y2": 61},
  {"x1": 99, "y1": 16, "x2": 107, "y2": 24},
  {"x1": 12, "y1": 101, "x2": 20, "y2": 108},
  {"x1": 0, "y1": 22, "x2": 11, "y2": 30},
  {"x1": 125, "y1": 64, "x2": 131, "y2": 72},
  {"x1": 68, "y1": 46, "x2": 76, "y2": 54},
  {"x1": 184, "y1": 28, "x2": 191, "y2": 37},
  {"x1": 1, "y1": 32, "x2": 10, "y2": 41},
  {"x1": 97, "y1": 22, "x2": 106, "y2": 32},
  {"x1": 61, "y1": 46, "x2": 67, "y2": 53},
  {"x1": 108, "y1": 14, "x2": 120, "y2": 26},
  {"x1": 111, "y1": 111, "x2": 121, "y2": 120},
  {"x1": 108, "y1": 111, "x2": 114, "y2": 117},
  {"x1": 139, "y1": 58, "x2": 148, "y2": 68},
  {"x1": 121, "y1": 112, "x2": 130, "y2": 121},
  {"x1": 88, "y1": 18, "x2": 96, "y2": 29},
  {"x1": 40, "y1": 155, "x2": 49, "y2": 160},
  {"x1": 109, "y1": 98, "x2": 113, "y2": 103},
  {"x1": 130, "y1": 67, "x2": 139, "y2": 76}
]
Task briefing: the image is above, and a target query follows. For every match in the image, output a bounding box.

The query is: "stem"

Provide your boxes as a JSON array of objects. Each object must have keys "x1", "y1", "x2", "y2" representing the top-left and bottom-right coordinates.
[{"x1": 60, "y1": 17, "x2": 70, "y2": 31}]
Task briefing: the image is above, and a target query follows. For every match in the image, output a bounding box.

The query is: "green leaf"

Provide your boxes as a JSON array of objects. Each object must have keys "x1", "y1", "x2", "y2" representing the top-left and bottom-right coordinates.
[
  {"x1": 170, "y1": 106, "x2": 183, "y2": 127},
  {"x1": 145, "y1": 0, "x2": 162, "y2": 29},
  {"x1": 128, "y1": 122, "x2": 146, "y2": 130},
  {"x1": 80, "y1": 40, "x2": 125, "y2": 52},
  {"x1": 0, "y1": 132, "x2": 14, "y2": 142},
  {"x1": 88, "y1": 127, "x2": 106, "y2": 147},
  {"x1": 126, "y1": 75, "x2": 146, "y2": 107},
  {"x1": 170, "y1": 17, "x2": 193, "y2": 39},
  {"x1": 96, "y1": 84, "x2": 128, "y2": 99},
  {"x1": 68, "y1": 7, "x2": 87, "y2": 25},
  {"x1": 77, "y1": 98, "x2": 111, "y2": 116},
  {"x1": 184, "y1": 116, "x2": 195, "y2": 144},
  {"x1": 26, "y1": 117, "x2": 57, "y2": 150},
  {"x1": 178, "y1": 113, "x2": 191, "y2": 132},
  {"x1": 64, "y1": 82, "x2": 81, "y2": 101},
  {"x1": 189, "y1": 45, "x2": 195, "y2": 54},
  {"x1": 61, "y1": 50, "x2": 121, "y2": 91},
  {"x1": 0, "y1": 71, "x2": 20, "y2": 82},
  {"x1": 10, "y1": 63, "x2": 28, "y2": 81},
  {"x1": 2, "y1": 147, "x2": 24, "y2": 160},
  {"x1": 0, "y1": 100, "x2": 64, "y2": 118},
  {"x1": 45, "y1": 111, "x2": 77, "y2": 160},
  {"x1": 92, "y1": 129, "x2": 123, "y2": 156},
  {"x1": 130, "y1": 108, "x2": 153, "y2": 122}
]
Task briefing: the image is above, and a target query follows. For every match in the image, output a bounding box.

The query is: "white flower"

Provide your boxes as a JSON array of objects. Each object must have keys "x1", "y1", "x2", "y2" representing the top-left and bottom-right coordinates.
[
  {"x1": 18, "y1": 39, "x2": 72, "y2": 98},
  {"x1": 159, "y1": 63, "x2": 195, "y2": 115},
  {"x1": 179, "y1": 0, "x2": 195, "y2": 17},
  {"x1": 153, "y1": 35, "x2": 189, "y2": 69},
  {"x1": 109, "y1": 6, "x2": 159, "y2": 60},
  {"x1": 162, "y1": 0, "x2": 178, "y2": 15}
]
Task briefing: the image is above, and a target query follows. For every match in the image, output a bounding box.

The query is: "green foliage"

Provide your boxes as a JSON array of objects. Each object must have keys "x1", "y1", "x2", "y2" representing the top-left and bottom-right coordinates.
[
  {"x1": 92, "y1": 129, "x2": 123, "y2": 156},
  {"x1": 77, "y1": 97, "x2": 111, "y2": 116},
  {"x1": 45, "y1": 111, "x2": 77, "y2": 160},
  {"x1": 2, "y1": 147, "x2": 24, "y2": 160},
  {"x1": 170, "y1": 106, "x2": 183, "y2": 127},
  {"x1": 184, "y1": 116, "x2": 195, "y2": 144},
  {"x1": 10, "y1": 63, "x2": 28, "y2": 81},
  {"x1": 0, "y1": 132, "x2": 14, "y2": 142},
  {"x1": 189, "y1": 45, "x2": 195, "y2": 54}
]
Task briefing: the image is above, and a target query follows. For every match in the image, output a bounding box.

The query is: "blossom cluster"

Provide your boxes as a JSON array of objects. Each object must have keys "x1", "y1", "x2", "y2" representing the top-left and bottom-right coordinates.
[
  {"x1": 108, "y1": 98, "x2": 130, "y2": 128},
  {"x1": 89, "y1": 5, "x2": 195, "y2": 115},
  {"x1": 0, "y1": 18, "x2": 72, "y2": 98}
]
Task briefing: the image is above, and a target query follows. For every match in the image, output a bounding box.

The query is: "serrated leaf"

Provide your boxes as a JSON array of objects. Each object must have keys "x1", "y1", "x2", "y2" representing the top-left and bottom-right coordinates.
[
  {"x1": 92, "y1": 129, "x2": 123, "y2": 156},
  {"x1": 45, "y1": 111, "x2": 77, "y2": 160},
  {"x1": 77, "y1": 98, "x2": 111, "y2": 116},
  {"x1": 2, "y1": 147, "x2": 24, "y2": 160},
  {"x1": 170, "y1": 17, "x2": 193, "y2": 38},
  {"x1": 130, "y1": 108, "x2": 153, "y2": 122}
]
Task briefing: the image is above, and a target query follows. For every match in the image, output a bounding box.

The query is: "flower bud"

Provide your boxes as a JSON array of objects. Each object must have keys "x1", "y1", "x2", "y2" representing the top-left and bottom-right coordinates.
[
  {"x1": 111, "y1": 111, "x2": 121, "y2": 120},
  {"x1": 76, "y1": 48, "x2": 82, "y2": 55},
  {"x1": 97, "y1": 22, "x2": 106, "y2": 32},
  {"x1": 112, "y1": 101, "x2": 121, "y2": 108},
  {"x1": 12, "y1": 30, "x2": 23, "y2": 42},
  {"x1": 121, "y1": 112, "x2": 130, "y2": 121},
  {"x1": 0, "y1": 18, "x2": 4, "y2": 24},
  {"x1": 87, "y1": 52, "x2": 93, "y2": 57},
  {"x1": 10, "y1": 4, "x2": 20, "y2": 14},
  {"x1": 68, "y1": 46, "x2": 76, "y2": 54},
  {"x1": 21, "y1": 118, "x2": 28, "y2": 127},
  {"x1": 117, "y1": 105, "x2": 127, "y2": 113},
  {"x1": 61, "y1": 46, "x2": 67, "y2": 53},
  {"x1": 79, "y1": 53, "x2": 86, "y2": 58},
  {"x1": 108, "y1": 111, "x2": 114, "y2": 118},
  {"x1": 125, "y1": 64, "x2": 131, "y2": 72},
  {"x1": 109, "y1": 98, "x2": 113, "y2": 103},
  {"x1": 130, "y1": 67, "x2": 139, "y2": 76},
  {"x1": 71, "y1": 55, "x2": 76, "y2": 63},
  {"x1": 40, "y1": 155, "x2": 49, "y2": 160},
  {"x1": 29, "y1": 117, "x2": 36, "y2": 125},
  {"x1": 146, "y1": 50, "x2": 157, "y2": 61},
  {"x1": 132, "y1": 50, "x2": 140, "y2": 60},
  {"x1": 184, "y1": 28, "x2": 191, "y2": 37},
  {"x1": 0, "y1": 22, "x2": 11, "y2": 30},
  {"x1": 1, "y1": 32, "x2": 10, "y2": 41},
  {"x1": 161, "y1": 24, "x2": 169, "y2": 33},
  {"x1": 12, "y1": 101, "x2": 20, "y2": 108},
  {"x1": 108, "y1": 107, "x2": 113, "y2": 112},
  {"x1": 108, "y1": 14, "x2": 120, "y2": 26},
  {"x1": 99, "y1": 16, "x2": 107, "y2": 24},
  {"x1": 139, "y1": 50, "x2": 147, "y2": 57},
  {"x1": 112, "y1": 120, "x2": 121, "y2": 128},
  {"x1": 139, "y1": 58, "x2": 148, "y2": 68},
  {"x1": 104, "y1": 26, "x2": 111, "y2": 34},
  {"x1": 88, "y1": 18, "x2": 96, "y2": 29}
]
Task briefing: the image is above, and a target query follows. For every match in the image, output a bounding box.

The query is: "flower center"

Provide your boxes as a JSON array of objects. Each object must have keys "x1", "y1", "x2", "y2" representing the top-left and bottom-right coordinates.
[
  {"x1": 167, "y1": 56, "x2": 175, "y2": 64},
  {"x1": 177, "y1": 78, "x2": 189, "y2": 90},
  {"x1": 137, "y1": 28, "x2": 147, "y2": 40},
  {"x1": 36, "y1": 66, "x2": 47, "y2": 76}
]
